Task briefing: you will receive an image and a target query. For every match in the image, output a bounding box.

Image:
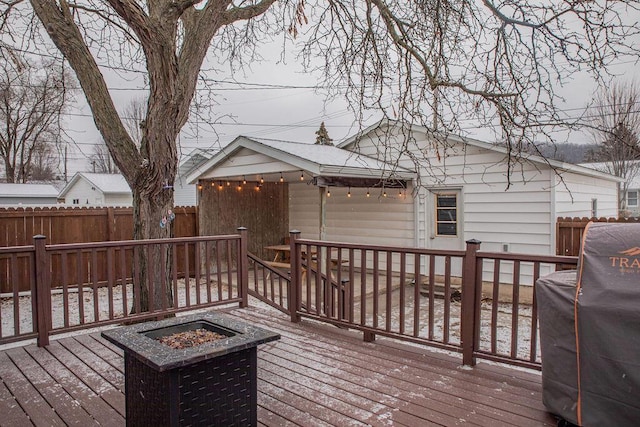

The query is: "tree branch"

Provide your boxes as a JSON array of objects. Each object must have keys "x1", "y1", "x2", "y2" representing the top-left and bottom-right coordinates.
[{"x1": 29, "y1": 0, "x2": 141, "y2": 185}]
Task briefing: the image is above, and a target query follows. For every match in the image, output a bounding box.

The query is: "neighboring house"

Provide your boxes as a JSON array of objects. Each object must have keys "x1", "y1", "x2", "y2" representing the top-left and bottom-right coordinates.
[
  {"x1": 0, "y1": 183, "x2": 59, "y2": 205},
  {"x1": 628, "y1": 174, "x2": 640, "y2": 217},
  {"x1": 59, "y1": 172, "x2": 132, "y2": 206},
  {"x1": 174, "y1": 148, "x2": 215, "y2": 206},
  {"x1": 188, "y1": 120, "x2": 620, "y2": 259},
  {"x1": 579, "y1": 160, "x2": 640, "y2": 217}
]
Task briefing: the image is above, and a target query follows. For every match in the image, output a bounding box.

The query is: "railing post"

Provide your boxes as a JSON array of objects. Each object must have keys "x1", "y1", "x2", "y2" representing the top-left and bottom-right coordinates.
[
  {"x1": 289, "y1": 230, "x2": 302, "y2": 323},
  {"x1": 237, "y1": 227, "x2": 249, "y2": 308},
  {"x1": 461, "y1": 239, "x2": 481, "y2": 366},
  {"x1": 33, "y1": 235, "x2": 51, "y2": 347}
]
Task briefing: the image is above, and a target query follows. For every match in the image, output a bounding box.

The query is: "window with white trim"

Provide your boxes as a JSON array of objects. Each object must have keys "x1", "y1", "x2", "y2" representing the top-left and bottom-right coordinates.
[
  {"x1": 435, "y1": 193, "x2": 457, "y2": 236},
  {"x1": 627, "y1": 190, "x2": 638, "y2": 207}
]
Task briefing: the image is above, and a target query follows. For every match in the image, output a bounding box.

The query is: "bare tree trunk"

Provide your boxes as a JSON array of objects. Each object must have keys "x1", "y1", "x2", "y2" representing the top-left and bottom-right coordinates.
[{"x1": 132, "y1": 186, "x2": 175, "y2": 312}]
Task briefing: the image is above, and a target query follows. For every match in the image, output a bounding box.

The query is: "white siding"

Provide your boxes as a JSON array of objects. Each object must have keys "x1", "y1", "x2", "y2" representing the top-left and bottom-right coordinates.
[
  {"x1": 352, "y1": 128, "x2": 556, "y2": 255},
  {"x1": 62, "y1": 178, "x2": 132, "y2": 206},
  {"x1": 173, "y1": 176, "x2": 197, "y2": 206},
  {"x1": 289, "y1": 183, "x2": 415, "y2": 247},
  {"x1": 104, "y1": 193, "x2": 133, "y2": 206},
  {"x1": 62, "y1": 178, "x2": 104, "y2": 205},
  {"x1": 555, "y1": 172, "x2": 618, "y2": 217},
  {"x1": 201, "y1": 148, "x2": 295, "y2": 180}
]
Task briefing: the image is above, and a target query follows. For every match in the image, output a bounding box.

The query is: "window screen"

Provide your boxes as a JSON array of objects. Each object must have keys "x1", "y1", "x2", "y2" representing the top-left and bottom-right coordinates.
[{"x1": 436, "y1": 194, "x2": 457, "y2": 236}]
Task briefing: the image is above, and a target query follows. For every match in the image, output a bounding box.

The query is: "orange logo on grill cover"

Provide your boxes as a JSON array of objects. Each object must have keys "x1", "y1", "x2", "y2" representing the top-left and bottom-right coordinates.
[
  {"x1": 609, "y1": 247, "x2": 640, "y2": 269},
  {"x1": 620, "y1": 247, "x2": 640, "y2": 256}
]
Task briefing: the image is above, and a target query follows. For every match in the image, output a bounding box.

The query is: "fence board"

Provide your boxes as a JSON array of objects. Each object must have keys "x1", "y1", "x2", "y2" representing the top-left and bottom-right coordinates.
[
  {"x1": 556, "y1": 216, "x2": 640, "y2": 256},
  {"x1": 0, "y1": 206, "x2": 197, "y2": 293}
]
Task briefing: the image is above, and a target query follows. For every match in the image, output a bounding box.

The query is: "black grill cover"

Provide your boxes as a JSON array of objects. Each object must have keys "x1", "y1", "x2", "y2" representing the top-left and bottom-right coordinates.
[
  {"x1": 537, "y1": 269, "x2": 579, "y2": 424},
  {"x1": 537, "y1": 222, "x2": 640, "y2": 426}
]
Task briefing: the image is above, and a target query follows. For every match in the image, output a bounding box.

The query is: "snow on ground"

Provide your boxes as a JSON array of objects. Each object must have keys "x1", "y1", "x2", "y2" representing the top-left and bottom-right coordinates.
[{"x1": 1, "y1": 278, "x2": 539, "y2": 362}]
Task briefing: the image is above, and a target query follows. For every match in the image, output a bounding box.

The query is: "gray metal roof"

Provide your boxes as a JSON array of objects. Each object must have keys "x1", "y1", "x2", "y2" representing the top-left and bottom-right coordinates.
[
  {"x1": 59, "y1": 173, "x2": 131, "y2": 197},
  {"x1": 186, "y1": 136, "x2": 415, "y2": 184},
  {"x1": 0, "y1": 183, "x2": 59, "y2": 198}
]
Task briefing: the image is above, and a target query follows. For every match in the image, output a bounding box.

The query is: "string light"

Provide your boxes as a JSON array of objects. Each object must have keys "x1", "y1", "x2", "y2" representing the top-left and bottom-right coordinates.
[
  {"x1": 197, "y1": 184, "x2": 203, "y2": 191},
  {"x1": 211, "y1": 181, "x2": 215, "y2": 187},
  {"x1": 237, "y1": 182, "x2": 242, "y2": 191},
  {"x1": 255, "y1": 182, "x2": 261, "y2": 191},
  {"x1": 218, "y1": 181, "x2": 223, "y2": 190},
  {"x1": 327, "y1": 188, "x2": 331, "y2": 197},
  {"x1": 279, "y1": 173, "x2": 284, "y2": 183},
  {"x1": 366, "y1": 188, "x2": 370, "y2": 198},
  {"x1": 260, "y1": 176, "x2": 264, "y2": 184},
  {"x1": 300, "y1": 171, "x2": 304, "y2": 181},
  {"x1": 383, "y1": 190, "x2": 387, "y2": 197},
  {"x1": 226, "y1": 180, "x2": 231, "y2": 186},
  {"x1": 347, "y1": 187, "x2": 351, "y2": 198},
  {"x1": 242, "y1": 175, "x2": 247, "y2": 184}
]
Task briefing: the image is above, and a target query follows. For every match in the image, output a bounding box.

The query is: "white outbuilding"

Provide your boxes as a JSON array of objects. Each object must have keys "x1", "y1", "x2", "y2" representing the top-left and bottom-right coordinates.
[{"x1": 188, "y1": 120, "x2": 621, "y2": 257}]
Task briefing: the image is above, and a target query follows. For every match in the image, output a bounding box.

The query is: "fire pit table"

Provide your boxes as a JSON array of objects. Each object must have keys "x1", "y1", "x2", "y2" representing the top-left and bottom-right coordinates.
[{"x1": 102, "y1": 312, "x2": 280, "y2": 427}]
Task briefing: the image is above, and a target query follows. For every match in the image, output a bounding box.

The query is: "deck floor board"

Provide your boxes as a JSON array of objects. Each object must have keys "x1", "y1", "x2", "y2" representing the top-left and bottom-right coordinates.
[{"x1": 0, "y1": 305, "x2": 557, "y2": 426}]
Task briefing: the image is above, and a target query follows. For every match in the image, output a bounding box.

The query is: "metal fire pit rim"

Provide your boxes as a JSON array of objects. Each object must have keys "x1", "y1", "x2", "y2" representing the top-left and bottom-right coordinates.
[{"x1": 101, "y1": 311, "x2": 280, "y2": 371}]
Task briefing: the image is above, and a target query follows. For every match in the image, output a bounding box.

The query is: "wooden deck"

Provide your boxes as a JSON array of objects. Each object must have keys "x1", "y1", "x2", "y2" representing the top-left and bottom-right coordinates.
[{"x1": 0, "y1": 305, "x2": 558, "y2": 426}]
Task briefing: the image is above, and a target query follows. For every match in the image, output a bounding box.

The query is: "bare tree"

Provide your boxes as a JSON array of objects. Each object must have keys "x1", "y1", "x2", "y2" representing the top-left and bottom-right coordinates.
[
  {"x1": 4, "y1": 0, "x2": 638, "y2": 311},
  {"x1": 586, "y1": 81, "x2": 640, "y2": 214},
  {"x1": 121, "y1": 97, "x2": 147, "y2": 146},
  {"x1": 29, "y1": 139, "x2": 59, "y2": 180},
  {"x1": 89, "y1": 138, "x2": 119, "y2": 174},
  {"x1": 0, "y1": 55, "x2": 73, "y2": 183}
]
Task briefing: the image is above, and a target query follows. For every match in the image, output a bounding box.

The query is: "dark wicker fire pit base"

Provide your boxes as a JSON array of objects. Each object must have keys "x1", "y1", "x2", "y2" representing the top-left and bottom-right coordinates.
[
  {"x1": 125, "y1": 347, "x2": 257, "y2": 426},
  {"x1": 102, "y1": 312, "x2": 280, "y2": 427}
]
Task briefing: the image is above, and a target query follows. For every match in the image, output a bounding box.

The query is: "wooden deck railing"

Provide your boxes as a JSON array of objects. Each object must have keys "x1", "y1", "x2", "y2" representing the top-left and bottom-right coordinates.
[
  {"x1": 0, "y1": 230, "x2": 248, "y2": 346},
  {"x1": 1, "y1": 228, "x2": 579, "y2": 369}
]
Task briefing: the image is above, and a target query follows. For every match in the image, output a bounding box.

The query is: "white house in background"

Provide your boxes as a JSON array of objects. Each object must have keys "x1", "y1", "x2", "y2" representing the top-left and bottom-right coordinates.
[
  {"x1": 188, "y1": 120, "x2": 620, "y2": 258},
  {"x1": 579, "y1": 160, "x2": 640, "y2": 217},
  {"x1": 174, "y1": 148, "x2": 215, "y2": 206},
  {"x1": 627, "y1": 173, "x2": 640, "y2": 217},
  {"x1": 58, "y1": 172, "x2": 132, "y2": 206},
  {"x1": 0, "y1": 183, "x2": 59, "y2": 205}
]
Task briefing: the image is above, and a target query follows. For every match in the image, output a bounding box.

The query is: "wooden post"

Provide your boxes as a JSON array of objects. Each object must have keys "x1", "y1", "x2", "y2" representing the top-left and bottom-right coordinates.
[
  {"x1": 238, "y1": 227, "x2": 249, "y2": 308},
  {"x1": 461, "y1": 239, "x2": 481, "y2": 366},
  {"x1": 289, "y1": 230, "x2": 301, "y2": 323},
  {"x1": 33, "y1": 235, "x2": 51, "y2": 347}
]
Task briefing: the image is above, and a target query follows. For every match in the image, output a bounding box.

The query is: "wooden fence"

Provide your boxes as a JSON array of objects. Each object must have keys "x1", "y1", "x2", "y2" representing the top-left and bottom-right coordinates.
[
  {"x1": 556, "y1": 216, "x2": 640, "y2": 257},
  {"x1": 0, "y1": 206, "x2": 198, "y2": 292}
]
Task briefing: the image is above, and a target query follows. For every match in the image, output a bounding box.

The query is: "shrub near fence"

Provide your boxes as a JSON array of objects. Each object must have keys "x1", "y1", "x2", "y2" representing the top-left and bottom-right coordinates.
[{"x1": 0, "y1": 206, "x2": 198, "y2": 293}]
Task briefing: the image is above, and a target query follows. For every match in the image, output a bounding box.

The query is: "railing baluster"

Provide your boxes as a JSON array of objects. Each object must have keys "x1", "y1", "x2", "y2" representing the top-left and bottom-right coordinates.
[
  {"x1": 530, "y1": 262, "x2": 541, "y2": 363},
  {"x1": 413, "y1": 253, "x2": 421, "y2": 338},
  {"x1": 399, "y1": 252, "x2": 406, "y2": 335},
  {"x1": 428, "y1": 254, "x2": 435, "y2": 340},
  {"x1": 385, "y1": 251, "x2": 392, "y2": 332},
  {"x1": 443, "y1": 256, "x2": 451, "y2": 344},
  {"x1": 491, "y1": 259, "x2": 501, "y2": 354},
  {"x1": 511, "y1": 261, "x2": 521, "y2": 359}
]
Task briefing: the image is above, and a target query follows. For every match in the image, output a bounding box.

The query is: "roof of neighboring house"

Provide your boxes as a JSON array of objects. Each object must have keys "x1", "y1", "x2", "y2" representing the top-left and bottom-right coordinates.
[
  {"x1": 58, "y1": 173, "x2": 131, "y2": 198},
  {"x1": 179, "y1": 148, "x2": 217, "y2": 177},
  {"x1": 339, "y1": 119, "x2": 623, "y2": 183},
  {"x1": 186, "y1": 136, "x2": 416, "y2": 184},
  {"x1": 0, "y1": 183, "x2": 59, "y2": 198}
]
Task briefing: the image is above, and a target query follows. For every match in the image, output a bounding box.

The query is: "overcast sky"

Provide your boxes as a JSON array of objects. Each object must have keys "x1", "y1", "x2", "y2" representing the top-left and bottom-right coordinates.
[{"x1": 61, "y1": 35, "x2": 640, "y2": 177}]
